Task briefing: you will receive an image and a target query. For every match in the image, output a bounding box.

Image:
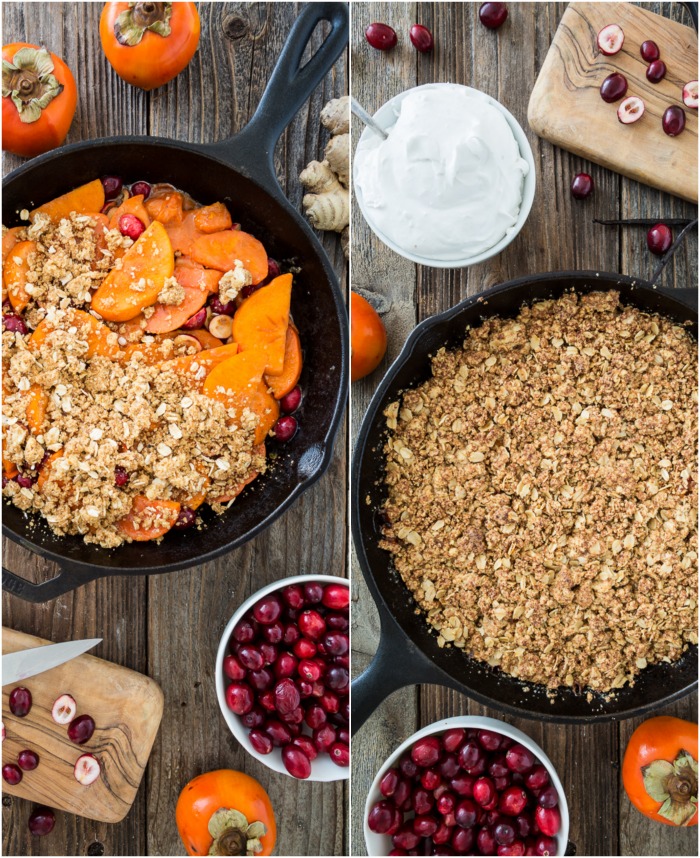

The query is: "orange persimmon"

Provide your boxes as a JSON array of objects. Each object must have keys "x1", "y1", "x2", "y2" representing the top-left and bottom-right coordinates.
[
  {"x1": 3, "y1": 240, "x2": 36, "y2": 312},
  {"x1": 193, "y1": 201, "x2": 233, "y2": 234},
  {"x1": 351, "y1": 291, "x2": 387, "y2": 381},
  {"x1": 265, "y1": 324, "x2": 303, "y2": 399},
  {"x1": 145, "y1": 190, "x2": 185, "y2": 225},
  {"x1": 100, "y1": 2, "x2": 200, "y2": 91},
  {"x1": 30, "y1": 309, "x2": 122, "y2": 359},
  {"x1": 2, "y1": 43, "x2": 77, "y2": 158},
  {"x1": 31, "y1": 179, "x2": 105, "y2": 222},
  {"x1": 2, "y1": 227, "x2": 24, "y2": 263},
  {"x1": 182, "y1": 328, "x2": 224, "y2": 350},
  {"x1": 622, "y1": 716, "x2": 698, "y2": 827},
  {"x1": 190, "y1": 229, "x2": 268, "y2": 284},
  {"x1": 108, "y1": 193, "x2": 151, "y2": 231},
  {"x1": 25, "y1": 384, "x2": 48, "y2": 435},
  {"x1": 145, "y1": 261, "x2": 218, "y2": 334},
  {"x1": 176, "y1": 769, "x2": 276, "y2": 857},
  {"x1": 162, "y1": 342, "x2": 239, "y2": 390},
  {"x1": 117, "y1": 495, "x2": 181, "y2": 541},
  {"x1": 91, "y1": 220, "x2": 174, "y2": 321},
  {"x1": 231, "y1": 273, "x2": 292, "y2": 376}
]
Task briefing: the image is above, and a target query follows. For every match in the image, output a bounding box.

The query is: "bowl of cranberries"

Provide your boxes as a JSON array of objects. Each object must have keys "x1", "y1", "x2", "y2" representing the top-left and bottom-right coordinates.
[
  {"x1": 215, "y1": 574, "x2": 350, "y2": 782},
  {"x1": 364, "y1": 716, "x2": 569, "y2": 856}
]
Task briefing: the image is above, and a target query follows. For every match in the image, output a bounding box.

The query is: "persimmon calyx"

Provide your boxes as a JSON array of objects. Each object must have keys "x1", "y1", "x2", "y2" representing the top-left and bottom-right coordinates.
[
  {"x1": 207, "y1": 807, "x2": 266, "y2": 856},
  {"x1": 1, "y1": 47, "x2": 64, "y2": 124},
  {"x1": 642, "y1": 750, "x2": 698, "y2": 826},
  {"x1": 115, "y1": 1, "x2": 173, "y2": 46}
]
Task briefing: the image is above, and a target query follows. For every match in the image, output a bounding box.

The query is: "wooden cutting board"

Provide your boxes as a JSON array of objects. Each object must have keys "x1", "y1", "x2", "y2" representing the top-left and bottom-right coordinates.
[
  {"x1": 1, "y1": 629, "x2": 163, "y2": 823},
  {"x1": 528, "y1": 2, "x2": 698, "y2": 202}
]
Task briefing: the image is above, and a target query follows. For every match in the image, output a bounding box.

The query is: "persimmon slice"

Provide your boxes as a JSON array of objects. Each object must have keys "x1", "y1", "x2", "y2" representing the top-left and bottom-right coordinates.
[
  {"x1": 31, "y1": 179, "x2": 105, "y2": 222},
  {"x1": 266, "y1": 325, "x2": 303, "y2": 399},
  {"x1": 231, "y1": 273, "x2": 292, "y2": 376},
  {"x1": 117, "y1": 496, "x2": 181, "y2": 541},
  {"x1": 4, "y1": 240, "x2": 35, "y2": 312},
  {"x1": 30, "y1": 308, "x2": 122, "y2": 359},
  {"x1": 145, "y1": 262, "x2": 219, "y2": 334},
  {"x1": 91, "y1": 220, "x2": 174, "y2": 322},
  {"x1": 190, "y1": 229, "x2": 268, "y2": 284},
  {"x1": 162, "y1": 342, "x2": 239, "y2": 390}
]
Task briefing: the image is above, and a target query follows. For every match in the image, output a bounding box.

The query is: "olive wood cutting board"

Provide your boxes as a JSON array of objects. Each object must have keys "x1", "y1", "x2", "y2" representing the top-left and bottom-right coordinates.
[
  {"x1": 1, "y1": 628, "x2": 163, "y2": 823},
  {"x1": 528, "y1": 2, "x2": 698, "y2": 202}
]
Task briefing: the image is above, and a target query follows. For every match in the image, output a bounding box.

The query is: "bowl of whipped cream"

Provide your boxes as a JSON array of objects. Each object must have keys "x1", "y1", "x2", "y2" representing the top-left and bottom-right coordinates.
[{"x1": 353, "y1": 83, "x2": 536, "y2": 268}]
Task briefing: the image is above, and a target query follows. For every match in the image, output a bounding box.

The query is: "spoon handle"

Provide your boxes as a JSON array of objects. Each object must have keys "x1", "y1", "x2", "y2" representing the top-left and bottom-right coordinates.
[{"x1": 350, "y1": 97, "x2": 388, "y2": 139}]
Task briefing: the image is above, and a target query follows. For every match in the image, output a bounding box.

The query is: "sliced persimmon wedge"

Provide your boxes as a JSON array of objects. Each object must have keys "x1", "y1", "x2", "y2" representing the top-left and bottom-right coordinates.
[
  {"x1": 31, "y1": 179, "x2": 105, "y2": 222},
  {"x1": 231, "y1": 273, "x2": 292, "y2": 376}
]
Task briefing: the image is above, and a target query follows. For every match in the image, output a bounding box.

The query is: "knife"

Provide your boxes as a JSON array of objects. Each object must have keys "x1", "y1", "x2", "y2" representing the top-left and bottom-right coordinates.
[{"x1": 2, "y1": 639, "x2": 102, "y2": 686}]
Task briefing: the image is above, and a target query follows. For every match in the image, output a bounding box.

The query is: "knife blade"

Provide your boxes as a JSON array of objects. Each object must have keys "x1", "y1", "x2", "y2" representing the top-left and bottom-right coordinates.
[{"x1": 2, "y1": 639, "x2": 102, "y2": 686}]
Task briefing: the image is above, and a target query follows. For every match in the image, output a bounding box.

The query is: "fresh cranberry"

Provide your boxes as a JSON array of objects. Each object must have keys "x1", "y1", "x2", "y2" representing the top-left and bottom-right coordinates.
[
  {"x1": 173, "y1": 506, "x2": 196, "y2": 529},
  {"x1": 298, "y1": 609, "x2": 326, "y2": 640},
  {"x1": 438, "y1": 753, "x2": 460, "y2": 779},
  {"x1": 114, "y1": 465, "x2": 130, "y2": 487},
  {"x1": 241, "y1": 706, "x2": 265, "y2": 728},
  {"x1": 495, "y1": 821, "x2": 516, "y2": 846},
  {"x1": 261, "y1": 621, "x2": 284, "y2": 644},
  {"x1": 412, "y1": 735, "x2": 442, "y2": 767},
  {"x1": 455, "y1": 798, "x2": 478, "y2": 829},
  {"x1": 293, "y1": 637, "x2": 317, "y2": 659},
  {"x1": 101, "y1": 176, "x2": 123, "y2": 199},
  {"x1": 130, "y1": 180, "x2": 151, "y2": 199},
  {"x1": 646, "y1": 60, "x2": 666, "y2": 83},
  {"x1": 500, "y1": 786, "x2": 528, "y2": 816},
  {"x1": 499, "y1": 840, "x2": 526, "y2": 856},
  {"x1": 647, "y1": 223, "x2": 672, "y2": 255},
  {"x1": 238, "y1": 645, "x2": 264, "y2": 671},
  {"x1": 479, "y1": 2, "x2": 508, "y2": 29},
  {"x1": 273, "y1": 415, "x2": 298, "y2": 442},
  {"x1": 411, "y1": 787, "x2": 434, "y2": 816},
  {"x1": 322, "y1": 582, "x2": 349, "y2": 610},
  {"x1": 326, "y1": 613, "x2": 349, "y2": 633},
  {"x1": 365, "y1": 22, "x2": 397, "y2": 50},
  {"x1": 280, "y1": 705, "x2": 304, "y2": 725},
  {"x1": 274, "y1": 652, "x2": 297, "y2": 679},
  {"x1": 266, "y1": 259, "x2": 281, "y2": 279},
  {"x1": 304, "y1": 582, "x2": 324, "y2": 603},
  {"x1": 640, "y1": 40, "x2": 660, "y2": 62},
  {"x1": 451, "y1": 772, "x2": 476, "y2": 797},
  {"x1": 2, "y1": 764, "x2": 22, "y2": 785},
  {"x1": 329, "y1": 741, "x2": 349, "y2": 767},
  {"x1": 181, "y1": 307, "x2": 207, "y2": 329},
  {"x1": 249, "y1": 668, "x2": 273, "y2": 691},
  {"x1": 259, "y1": 641, "x2": 278, "y2": 665},
  {"x1": 433, "y1": 821, "x2": 453, "y2": 845},
  {"x1": 253, "y1": 594, "x2": 282, "y2": 625},
  {"x1": 524, "y1": 765, "x2": 550, "y2": 790},
  {"x1": 399, "y1": 752, "x2": 418, "y2": 779},
  {"x1": 274, "y1": 678, "x2": 300, "y2": 715},
  {"x1": 662, "y1": 105, "x2": 686, "y2": 136},
  {"x1": 17, "y1": 750, "x2": 39, "y2": 771},
  {"x1": 304, "y1": 703, "x2": 327, "y2": 730},
  {"x1": 538, "y1": 785, "x2": 559, "y2": 809},
  {"x1": 2, "y1": 314, "x2": 28, "y2": 335},
  {"x1": 409, "y1": 23, "x2": 433, "y2": 52},
  {"x1": 209, "y1": 296, "x2": 236, "y2": 316},
  {"x1": 600, "y1": 72, "x2": 627, "y2": 103},
  {"x1": 420, "y1": 767, "x2": 442, "y2": 790},
  {"x1": 282, "y1": 743, "x2": 311, "y2": 779},
  {"x1": 283, "y1": 622, "x2": 300, "y2": 644},
  {"x1": 393, "y1": 823, "x2": 421, "y2": 851},
  {"x1": 224, "y1": 652, "x2": 247, "y2": 681},
  {"x1": 281, "y1": 583, "x2": 305, "y2": 609},
  {"x1": 249, "y1": 729, "x2": 273, "y2": 755},
  {"x1": 15, "y1": 472, "x2": 37, "y2": 489},
  {"x1": 297, "y1": 659, "x2": 322, "y2": 682},
  {"x1": 9, "y1": 687, "x2": 32, "y2": 717},
  {"x1": 478, "y1": 729, "x2": 502, "y2": 751},
  {"x1": 265, "y1": 719, "x2": 292, "y2": 747},
  {"x1": 571, "y1": 173, "x2": 594, "y2": 200},
  {"x1": 119, "y1": 214, "x2": 146, "y2": 240},
  {"x1": 313, "y1": 723, "x2": 337, "y2": 752},
  {"x1": 452, "y1": 825, "x2": 475, "y2": 853},
  {"x1": 516, "y1": 814, "x2": 533, "y2": 838},
  {"x1": 534, "y1": 835, "x2": 558, "y2": 856},
  {"x1": 411, "y1": 813, "x2": 437, "y2": 837},
  {"x1": 258, "y1": 691, "x2": 276, "y2": 712},
  {"x1": 325, "y1": 665, "x2": 348, "y2": 691},
  {"x1": 506, "y1": 744, "x2": 536, "y2": 774},
  {"x1": 368, "y1": 799, "x2": 402, "y2": 835},
  {"x1": 534, "y1": 806, "x2": 561, "y2": 837},
  {"x1": 27, "y1": 806, "x2": 55, "y2": 836},
  {"x1": 437, "y1": 791, "x2": 457, "y2": 815},
  {"x1": 278, "y1": 385, "x2": 302, "y2": 416},
  {"x1": 380, "y1": 768, "x2": 400, "y2": 797},
  {"x1": 477, "y1": 827, "x2": 497, "y2": 855},
  {"x1": 225, "y1": 682, "x2": 254, "y2": 715},
  {"x1": 473, "y1": 776, "x2": 497, "y2": 807},
  {"x1": 443, "y1": 727, "x2": 466, "y2": 753},
  {"x1": 232, "y1": 617, "x2": 258, "y2": 644}
]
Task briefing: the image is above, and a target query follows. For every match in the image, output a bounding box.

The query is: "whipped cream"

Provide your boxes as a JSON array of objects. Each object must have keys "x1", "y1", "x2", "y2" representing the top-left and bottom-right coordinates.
[{"x1": 354, "y1": 84, "x2": 529, "y2": 262}]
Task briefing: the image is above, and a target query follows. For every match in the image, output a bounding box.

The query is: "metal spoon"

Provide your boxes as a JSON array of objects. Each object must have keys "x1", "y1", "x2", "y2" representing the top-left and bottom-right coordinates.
[{"x1": 351, "y1": 97, "x2": 388, "y2": 140}]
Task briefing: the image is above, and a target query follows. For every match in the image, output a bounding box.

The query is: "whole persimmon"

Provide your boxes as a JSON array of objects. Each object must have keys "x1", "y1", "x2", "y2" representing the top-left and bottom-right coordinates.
[
  {"x1": 176, "y1": 769, "x2": 276, "y2": 856},
  {"x1": 100, "y1": 1, "x2": 200, "y2": 91},
  {"x1": 2, "y1": 43, "x2": 77, "y2": 157},
  {"x1": 351, "y1": 291, "x2": 387, "y2": 381}
]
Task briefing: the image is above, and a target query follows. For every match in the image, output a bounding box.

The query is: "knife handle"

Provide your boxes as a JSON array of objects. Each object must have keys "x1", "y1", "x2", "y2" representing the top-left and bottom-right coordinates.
[{"x1": 2, "y1": 565, "x2": 101, "y2": 603}]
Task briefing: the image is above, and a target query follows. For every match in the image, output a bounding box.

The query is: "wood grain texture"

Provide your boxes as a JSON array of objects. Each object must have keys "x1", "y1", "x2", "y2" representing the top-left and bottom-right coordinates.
[
  {"x1": 350, "y1": 2, "x2": 697, "y2": 856},
  {"x1": 2, "y1": 629, "x2": 163, "y2": 824},
  {"x1": 528, "y1": 2, "x2": 698, "y2": 202},
  {"x1": 3, "y1": 2, "x2": 347, "y2": 855}
]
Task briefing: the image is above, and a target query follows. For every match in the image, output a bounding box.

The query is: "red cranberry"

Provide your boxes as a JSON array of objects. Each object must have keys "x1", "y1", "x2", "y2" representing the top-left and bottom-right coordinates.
[
  {"x1": 322, "y1": 582, "x2": 349, "y2": 611},
  {"x1": 283, "y1": 622, "x2": 300, "y2": 644},
  {"x1": 325, "y1": 665, "x2": 348, "y2": 691},
  {"x1": 181, "y1": 307, "x2": 207, "y2": 329},
  {"x1": 232, "y1": 618, "x2": 258, "y2": 644},
  {"x1": 368, "y1": 799, "x2": 401, "y2": 834},
  {"x1": 393, "y1": 777, "x2": 411, "y2": 808},
  {"x1": 663, "y1": 105, "x2": 686, "y2": 136},
  {"x1": 119, "y1": 214, "x2": 146, "y2": 240},
  {"x1": 473, "y1": 776, "x2": 497, "y2": 807},
  {"x1": 499, "y1": 840, "x2": 526, "y2": 856},
  {"x1": 249, "y1": 668, "x2": 273, "y2": 691},
  {"x1": 298, "y1": 659, "x2": 323, "y2": 682},
  {"x1": 17, "y1": 750, "x2": 39, "y2": 771},
  {"x1": 249, "y1": 729, "x2": 273, "y2": 755},
  {"x1": 9, "y1": 685, "x2": 32, "y2": 718},
  {"x1": 460, "y1": 742, "x2": 487, "y2": 775},
  {"x1": 452, "y1": 826, "x2": 475, "y2": 854},
  {"x1": 279, "y1": 385, "x2": 302, "y2": 415},
  {"x1": 455, "y1": 798, "x2": 478, "y2": 828},
  {"x1": 478, "y1": 729, "x2": 502, "y2": 751},
  {"x1": 365, "y1": 22, "x2": 397, "y2": 50},
  {"x1": 479, "y1": 2, "x2": 508, "y2": 29},
  {"x1": 65, "y1": 713, "x2": 96, "y2": 744},
  {"x1": 516, "y1": 814, "x2": 533, "y2": 838},
  {"x1": 238, "y1": 645, "x2": 264, "y2": 671},
  {"x1": 647, "y1": 223, "x2": 672, "y2": 255},
  {"x1": 495, "y1": 821, "x2": 516, "y2": 846},
  {"x1": 534, "y1": 806, "x2": 561, "y2": 837},
  {"x1": 443, "y1": 727, "x2": 466, "y2": 753},
  {"x1": 291, "y1": 735, "x2": 318, "y2": 762},
  {"x1": 439, "y1": 753, "x2": 460, "y2": 779},
  {"x1": 421, "y1": 767, "x2": 442, "y2": 790},
  {"x1": 15, "y1": 472, "x2": 37, "y2": 489},
  {"x1": 281, "y1": 583, "x2": 305, "y2": 609},
  {"x1": 3, "y1": 314, "x2": 28, "y2": 335},
  {"x1": 261, "y1": 622, "x2": 284, "y2": 644},
  {"x1": 500, "y1": 786, "x2": 528, "y2": 816},
  {"x1": 304, "y1": 582, "x2": 324, "y2": 603},
  {"x1": 412, "y1": 814, "x2": 438, "y2": 837},
  {"x1": 130, "y1": 180, "x2": 151, "y2": 199},
  {"x1": 525, "y1": 765, "x2": 550, "y2": 790},
  {"x1": 646, "y1": 60, "x2": 666, "y2": 83},
  {"x1": 293, "y1": 638, "x2": 317, "y2": 659},
  {"x1": 266, "y1": 259, "x2": 281, "y2": 279},
  {"x1": 409, "y1": 23, "x2": 433, "y2": 52},
  {"x1": 538, "y1": 785, "x2": 559, "y2": 809},
  {"x1": 274, "y1": 652, "x2": 297, "y2": 679},
  {"x1": 313, "y1": 723, "x2": 337, "y2": 752},
  {"x1": 273, "y1": 415, "x2": 297, "y2": 442},
  {"x1": 451, "y1": 773, "x2": 476, "y2": 797},
  {"x1": 253, "y1": 594, "x2": 283, "y2": 625},
  {"x1": 380, "y1": 768, "x2": 400, "y2": 797},
  {"x1": 329, "y1": 741, "x2": 349, "y2": 766},
  {"x1": 305, "y1": 703, "x2": 327, "y2": 730},
  {"x1": 114, "y1": 466, "x2": 130, "y2": 487},
  {"x1": 477, "y1": 827, "x2": 497, "y2": 855},
  {"x1": 534, "y1": 835, "x2": 558, "y2": 856},
  {"x1": 280, "y1": 705, "x2": 304, "y2": 725},
  {"x1": 411, "y1": 787, "x2": 434, "y2": 815},
  {"x1": 319, "y1": 688, "x2": 339, "y2": 711},
  {"x1": 240, "y1": 283, "x2": 262, "y2": 300},
  {"x1": 393, "y1": 823, "x2": 420, "y2": 851},
  {"x1": 28, "y1": 806, "x2": 55, "y2": 836},
  {"x1": 209, "y1": 296, "x2": 236, "y2": 316},
  {"x1": 437, "y1": 791, "x2": 456, "y2": 815},
  {"x1": 412, "y1": 735, "x2": 442, "y2": 767},
  {"x1": 101, "y1": 176, "x2": 123, "y2": 199},
  {"x1": 274, "y1": 678, "x2": 300, "y2": 714},
  {"x1": 258, "y1": 690, "x2": 276, "y2": 712},
  {"x1": 326, "y1": 613, "x2": 349, "y2": 633},
  {"x1": 571, "y1": 173, "x2": 594, "y2": 200},
  {"x1": 506, "y1": 744, "x2": 535, "y2": 774},
  {"x1": 225, "y1": 683, "x2": 254, "y2": 715},
  {"x1": 640, "y1": 40, "x2": 660, "y2": 62},
  {"x1": 241, "y1": 706, "x2": 265, "y2": 728},
  {"x1": 600, "y1": 72, "x2": 627, "y2": 103},
  {"x1": 265, "y1": 719, "x2": 291, "y2": 747},
  {"x1": 282, "y1": 743, "x2": 311, "y2": 779},
  {"x1": 173, "y1": 506, "x2": 196, "y2": 529},
  {"x1": 299, "y1": 609, "x2": 326, "y2": 640},
  {"x1": 399, "y1": 753, "x2": 418, "y2": 779},
  {"x1": 433, "y1": 821, "x2": 453, "y2": 845},
  {"x1": 489, "y1": 753, "x2": 510, "y2": 778}
]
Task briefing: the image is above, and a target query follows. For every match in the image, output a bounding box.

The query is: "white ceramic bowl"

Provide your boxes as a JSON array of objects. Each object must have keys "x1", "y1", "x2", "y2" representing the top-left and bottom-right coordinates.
[
  {"x1": 353, "y1": 83, "x2": 536, "y2": 268},
  {"x1": 364, "y1": 715, "x2": 569, "y2": 856},
  {"x1": 215, "y1": 573, "x2": 350, "y2": 782}
]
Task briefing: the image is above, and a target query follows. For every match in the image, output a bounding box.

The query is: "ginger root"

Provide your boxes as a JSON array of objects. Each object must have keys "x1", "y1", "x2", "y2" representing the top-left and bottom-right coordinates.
[{"x1": 301, "y1": 96, "x2": 350, "y2": 257}]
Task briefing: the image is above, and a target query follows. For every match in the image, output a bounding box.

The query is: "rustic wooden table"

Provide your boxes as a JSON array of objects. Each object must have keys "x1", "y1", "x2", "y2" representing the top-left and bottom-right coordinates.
[
  {"x1": 350, "y1": 2, "x2": 698, "y2": 856},
  {"x1": 2, "y1": 3, "x2": 347, "y2": 856}
]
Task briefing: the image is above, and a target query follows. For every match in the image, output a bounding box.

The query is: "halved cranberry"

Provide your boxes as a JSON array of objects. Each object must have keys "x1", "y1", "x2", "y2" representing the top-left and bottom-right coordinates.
[
  {"x1": 130, "y1": 181, "x2": 151, "y2": 199},
  {"x1": 365, "y1": 22, "x2": 397, "y2": 50},
  {"x1": 597, "y1": 22, "x2": 624, "y2": 55},
  {"x1": 273, "y1": 415, "x2": 297, "y2": 442},
  {"x1": 119, "y1": 214, "x2": 146, "y2": 240},
  {"x1": 249, "y1": 728, "x2": 273, "y2": 755},
  {"x1": 479, "y1": 2, "x2": 508, "y2": 29},
  {"x1": 253, "y1": 594, "x2": 283, "y2": 625},
  {"x1": 282, "y1": 743, "x2": 311, "y2": 779},
  {"x1": 225, "y1": 683, "x2": 254, "y2": 715},
  {"x1": 280, "y1": 385, "x2": 302, "y2": 415},
  {"x1": 683, "y1": 80, "x2": 699, "y2": 108},
  {"x1": 17, "y1": 750, "x2": 39, "y2": 771},
  {"x1": 640, "y1": 40, "x2": 660, "y2": 62},
  {"x1": 412, "y1": 735, "x2": 442, "y2": 767}
]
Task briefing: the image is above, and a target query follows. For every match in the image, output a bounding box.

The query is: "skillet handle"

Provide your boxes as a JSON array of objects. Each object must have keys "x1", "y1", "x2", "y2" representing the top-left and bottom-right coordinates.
[
  {"x1": 207, "y1": 2, "x2": 348, "y2": 188},
  {"x1": 2, "y1": 565, "x2": 101, "y2": 603}
]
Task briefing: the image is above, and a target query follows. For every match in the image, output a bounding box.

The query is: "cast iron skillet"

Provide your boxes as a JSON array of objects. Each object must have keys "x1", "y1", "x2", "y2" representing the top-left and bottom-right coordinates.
[
  {"x1": 2, "y1": 2, "x2": 349, "y2": 603},
  {"x1": 352, "y1": 273, "x2": 698, "y2": 731}
]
